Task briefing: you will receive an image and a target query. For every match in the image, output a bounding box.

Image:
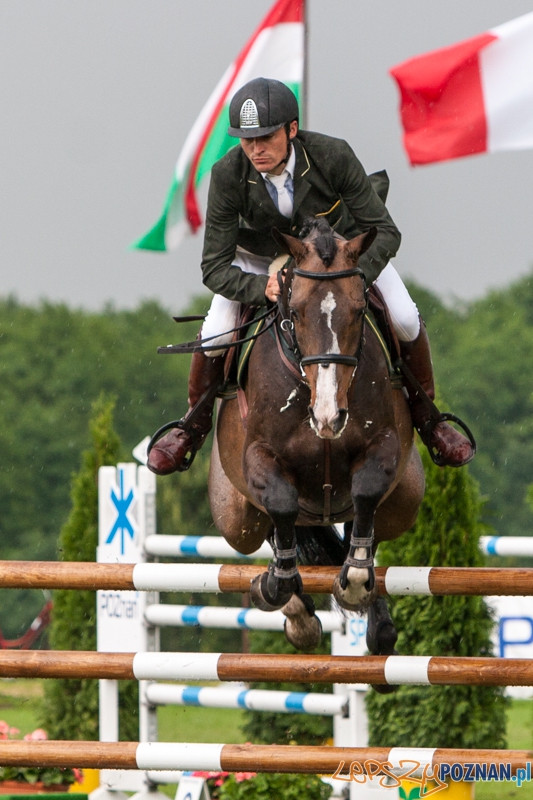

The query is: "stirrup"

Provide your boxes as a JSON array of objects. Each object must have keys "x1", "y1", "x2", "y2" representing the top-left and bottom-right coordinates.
[
  {"x1": 339, "y1": 532, "x2": 375, "y2": 591},
  {"x1": 147, "y1": 419, "x2": 199, "y2": 472},
  {"x1": 146, "y1": 381, "x2": 222, "y2": 473},
  {"x1": 423, "y1": 412, "x2": 477, "y2": 467}
]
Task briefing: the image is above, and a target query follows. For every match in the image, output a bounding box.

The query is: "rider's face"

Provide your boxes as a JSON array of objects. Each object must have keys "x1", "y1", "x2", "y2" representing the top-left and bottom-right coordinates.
[{"x1": 240, "y1": 120, "x2": 298, "y2": 175}]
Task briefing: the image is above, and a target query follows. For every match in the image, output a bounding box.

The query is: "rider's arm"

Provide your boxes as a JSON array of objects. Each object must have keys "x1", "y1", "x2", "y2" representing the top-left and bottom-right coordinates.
[
  {"x1": 201, "y1": 160, "x2": 270, "y2": 306},
  {"x1": 334, "y1": 140, "x2": 401, "y2": 284}
]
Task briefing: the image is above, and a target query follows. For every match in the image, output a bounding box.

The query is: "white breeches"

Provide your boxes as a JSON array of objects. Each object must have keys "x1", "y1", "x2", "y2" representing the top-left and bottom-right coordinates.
[
  {"x1": 374, "y1": 264, "x2": 420, "y2": 342},
  {"x1": 202, "y1": 257, "x2": 419, "y2": 356}
]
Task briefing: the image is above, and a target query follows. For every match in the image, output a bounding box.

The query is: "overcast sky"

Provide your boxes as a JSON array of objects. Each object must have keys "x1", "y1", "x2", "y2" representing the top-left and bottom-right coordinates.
[{"x1": 1, "y1": 0, "x2": 533, "y2": 312}]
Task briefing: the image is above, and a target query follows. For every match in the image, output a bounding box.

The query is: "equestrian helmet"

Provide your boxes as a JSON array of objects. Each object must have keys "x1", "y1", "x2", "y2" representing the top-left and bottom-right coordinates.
[{"x1": 228, "y1": 78, "x2": 299, "y2": 138}]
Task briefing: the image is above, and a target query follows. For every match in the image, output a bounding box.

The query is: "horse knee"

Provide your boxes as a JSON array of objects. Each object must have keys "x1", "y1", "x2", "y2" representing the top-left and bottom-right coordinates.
[{"x1": 262, "y1": 481, "x2": 299, "y2": 523}]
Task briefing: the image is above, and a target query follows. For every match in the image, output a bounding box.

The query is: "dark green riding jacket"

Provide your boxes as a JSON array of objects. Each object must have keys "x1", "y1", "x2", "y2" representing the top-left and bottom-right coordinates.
[{"x1": 201, "y1": 130, "x2": 401, "y2": 307}]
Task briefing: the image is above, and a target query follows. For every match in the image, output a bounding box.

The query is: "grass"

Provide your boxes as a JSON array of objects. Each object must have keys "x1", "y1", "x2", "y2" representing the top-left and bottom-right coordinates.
[
  {"x1": 476, "y1": 700, "x2": 533, "y2": 800},
  {"x1": 158, "y1": 703, "x2": 246, "y2": 744},
  {"x1": 0, "y1": 679, "x2": 44, "y2": 737},
  {"x1": 1, "y1": 680, "x2": 532, "y2": 797}
]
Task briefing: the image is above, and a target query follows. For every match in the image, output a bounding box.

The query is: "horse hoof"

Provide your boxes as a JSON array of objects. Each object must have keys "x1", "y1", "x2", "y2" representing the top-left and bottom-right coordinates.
[
  {"x1": 332, "y1": 572, "x2": 378, "y2": 613},
  {"x1": 282, "y1": 594, "x2": 323, "y2": 651},
  {"x1": 250, "y1": 572, "x2": 292, "y2": 611}
]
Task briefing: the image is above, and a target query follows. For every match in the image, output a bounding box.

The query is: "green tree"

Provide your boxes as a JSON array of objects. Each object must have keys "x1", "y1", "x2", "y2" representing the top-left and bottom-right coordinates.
[
  {"x1": 0, "y1": 295, "x2": 205, "y2": 638},
  {"x1": 409, "y1": 273, "x2": 533, "y2": 540},
  {"x1": 41, "y1": 394, "x2": 138, "y2": 740},
  {"x1": 366, "y1": 449, "x2": 508, "y2": 748}
]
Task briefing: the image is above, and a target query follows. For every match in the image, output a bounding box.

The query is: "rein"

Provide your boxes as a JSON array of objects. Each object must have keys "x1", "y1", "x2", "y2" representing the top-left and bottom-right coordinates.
[{"x1": 157, "y1": 304, "x2": 278, "y2": 355}]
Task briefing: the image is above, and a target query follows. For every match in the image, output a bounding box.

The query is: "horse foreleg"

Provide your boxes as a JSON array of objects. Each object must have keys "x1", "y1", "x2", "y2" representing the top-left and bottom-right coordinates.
[
  {"x1": 333, "y1": 442, "x2": 397, "y2": 612},
  {"x1": 367, "y1": 595, "x2": 397, "y2": 655},
  {"x1": 242, "y1": 443, "x2": 321, "y2": 649},
  {"x1": 209, "y1": 429, "x2": 272, "y2": 553},
  {"x1": 366, "y1": 595, "x2": 399, "y2": 695},
  {"x1": 244, "y1": 443, "x2": 301, "y2": 609}
]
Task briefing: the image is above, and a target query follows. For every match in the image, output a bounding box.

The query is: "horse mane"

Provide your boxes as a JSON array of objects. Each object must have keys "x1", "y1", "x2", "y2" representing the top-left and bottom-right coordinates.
[{"x1": 299, "y1": 218, "x2": 337, "y2": 267}]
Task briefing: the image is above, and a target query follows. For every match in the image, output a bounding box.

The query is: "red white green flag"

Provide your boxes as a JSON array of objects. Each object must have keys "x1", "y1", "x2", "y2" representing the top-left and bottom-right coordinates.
[{"x1": 133, "y1": 0, "x2": 305, "y2": 252}]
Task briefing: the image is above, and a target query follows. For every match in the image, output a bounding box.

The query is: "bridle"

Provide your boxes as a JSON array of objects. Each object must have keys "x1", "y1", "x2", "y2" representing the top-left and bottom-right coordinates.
[{"x1": 277, "y1": 258, "x2": 368, "y2": 376}]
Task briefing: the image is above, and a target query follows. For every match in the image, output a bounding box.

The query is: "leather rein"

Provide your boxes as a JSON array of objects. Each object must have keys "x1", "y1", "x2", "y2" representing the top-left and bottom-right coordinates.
[{"x1": 158, "y1": 261, "x2": 367, "y2": 390}]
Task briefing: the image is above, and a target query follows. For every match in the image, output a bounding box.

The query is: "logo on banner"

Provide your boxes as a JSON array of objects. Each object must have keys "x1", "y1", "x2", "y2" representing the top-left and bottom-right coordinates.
[{"x1": 106, "y1": 467, "x2": 136, "y2": 556}]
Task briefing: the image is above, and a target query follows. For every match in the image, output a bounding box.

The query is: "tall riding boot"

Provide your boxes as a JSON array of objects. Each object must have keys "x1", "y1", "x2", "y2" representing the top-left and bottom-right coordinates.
[
  {"x1": 147, "y1": 349, "x2": 226, "y2": 475},
  {"x1": 401, "y1": 320, "x2": 475, "y2": 467}
]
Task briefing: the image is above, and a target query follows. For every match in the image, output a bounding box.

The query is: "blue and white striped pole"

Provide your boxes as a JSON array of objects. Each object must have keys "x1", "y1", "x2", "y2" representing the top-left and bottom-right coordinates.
[
  {"x1": 145, "y1": 683, "x2": 347, "y2": 716},
  {"x1": 481, "y1": 536, "x2": 533, "y2": 557},
  {"x1": 144, "y1": 534, "x2": 272, "y2": 560},
  {"x1": 144, "y1": 604, "x2": 343, "y2": 633}
]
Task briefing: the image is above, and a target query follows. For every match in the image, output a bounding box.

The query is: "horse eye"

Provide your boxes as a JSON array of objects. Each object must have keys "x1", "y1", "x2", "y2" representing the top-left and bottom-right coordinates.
[{"x1": 290, "y1": 309, "x2": 299, "y2": 321}]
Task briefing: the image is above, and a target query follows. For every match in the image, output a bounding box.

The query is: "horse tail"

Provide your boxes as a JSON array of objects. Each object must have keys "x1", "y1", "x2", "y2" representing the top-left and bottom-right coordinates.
[{"x1": 295, "y1": 524, "x2": 347, "y2": 567}]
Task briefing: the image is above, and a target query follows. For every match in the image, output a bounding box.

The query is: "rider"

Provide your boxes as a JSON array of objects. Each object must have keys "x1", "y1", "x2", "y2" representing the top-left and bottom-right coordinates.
[{"x1": 148, "y1": 78, "x2": 474, "y2": 475}]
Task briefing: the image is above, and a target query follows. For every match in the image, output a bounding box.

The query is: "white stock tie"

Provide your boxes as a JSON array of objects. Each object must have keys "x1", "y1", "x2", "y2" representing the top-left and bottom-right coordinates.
[{"x1": 267, "y1": 171, "x2": 293, "y2": 218}]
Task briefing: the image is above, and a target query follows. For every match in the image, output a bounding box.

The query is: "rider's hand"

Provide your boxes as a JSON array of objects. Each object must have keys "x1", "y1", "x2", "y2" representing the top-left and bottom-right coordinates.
[{"x1": 265, "y1": 272, "x2": 283, "y2": 302}]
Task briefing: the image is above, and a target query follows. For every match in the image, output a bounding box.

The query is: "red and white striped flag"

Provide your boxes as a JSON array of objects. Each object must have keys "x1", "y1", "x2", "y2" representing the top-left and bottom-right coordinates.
[
  {"x1": 134, "y1": 0, "x2": 305, "y2": 251},
  {"x1": 390, "y1": 11, "x2": 533, "y2": 166}
]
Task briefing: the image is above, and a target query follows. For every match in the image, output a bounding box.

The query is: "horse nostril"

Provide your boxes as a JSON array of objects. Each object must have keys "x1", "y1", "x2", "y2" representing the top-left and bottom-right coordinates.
[{"x1": 335, "y1": 408, "x2": 348, "y2": 433}]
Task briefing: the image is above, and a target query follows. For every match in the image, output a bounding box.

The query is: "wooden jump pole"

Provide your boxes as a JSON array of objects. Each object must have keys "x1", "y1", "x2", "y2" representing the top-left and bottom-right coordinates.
[
  {"x1": 2, "y1": 651, "x2": 533, "y2": 686},
  {"x1": 0, "y1": 741, "x2": 531, "y2": 775},
  {"x1": 1, "y1": 561, "x2": 533, "y2": 596}
]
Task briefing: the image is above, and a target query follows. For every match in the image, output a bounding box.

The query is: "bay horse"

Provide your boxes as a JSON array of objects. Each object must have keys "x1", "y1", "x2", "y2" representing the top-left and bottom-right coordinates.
[{"x1": 208, "y1": 219, "x2": 425, "y2": 661}]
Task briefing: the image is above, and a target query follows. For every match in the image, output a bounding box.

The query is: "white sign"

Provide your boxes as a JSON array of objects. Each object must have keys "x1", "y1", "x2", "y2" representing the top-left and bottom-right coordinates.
[
  {"x1": 175, "y1": 775, "x2": 211, "y2": 800},
  {"x1": 98, "y1": 463, "x2": 142, "y2": 563},
  {"x1": 488, "y1": 595, "x2": 533, "y2": 698},
  {"x1": 97, "y1": 589, "x2": 146, "y2": 653},
  {"x1": 97, "y1": 464, "x2": 156, "y2": 653},
  {"x1": 98, "y1": 463, "x2": 158, "y2": 792}
]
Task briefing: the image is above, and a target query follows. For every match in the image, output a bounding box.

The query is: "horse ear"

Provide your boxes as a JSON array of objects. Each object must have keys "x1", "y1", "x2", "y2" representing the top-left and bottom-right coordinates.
[
  {"x1": 272, "y1": 228, "x2": 307, "y2": 262},
  {"x1": 345, "y1": 227, "x2": 378, "y2": 259}
]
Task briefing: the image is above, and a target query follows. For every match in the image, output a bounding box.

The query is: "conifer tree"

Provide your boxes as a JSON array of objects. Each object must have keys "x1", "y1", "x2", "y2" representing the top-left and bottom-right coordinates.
[
  {"x1": 41, "y1": 394, "x2": 138, "y2": 740},
  {"x1": 366, "y1": 448, "x2": 508, "y2": 748}
]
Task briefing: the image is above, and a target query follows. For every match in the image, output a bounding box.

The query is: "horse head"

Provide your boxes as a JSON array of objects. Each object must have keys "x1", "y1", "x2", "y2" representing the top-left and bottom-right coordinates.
[{"x1": 274, "y1": 219, "x2": 376, "y2": 439}]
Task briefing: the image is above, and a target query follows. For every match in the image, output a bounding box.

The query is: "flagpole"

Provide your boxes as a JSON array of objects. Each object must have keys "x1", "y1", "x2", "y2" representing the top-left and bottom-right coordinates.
[{"x1": 302, "y1": 0, "x2": 309, "y2": 129}]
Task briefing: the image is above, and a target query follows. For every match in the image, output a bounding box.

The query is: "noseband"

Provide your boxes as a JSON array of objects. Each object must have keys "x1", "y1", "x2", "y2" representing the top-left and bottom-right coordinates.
[{"x1": 279, "y1": 261, "x2": 367, "y2": 372}]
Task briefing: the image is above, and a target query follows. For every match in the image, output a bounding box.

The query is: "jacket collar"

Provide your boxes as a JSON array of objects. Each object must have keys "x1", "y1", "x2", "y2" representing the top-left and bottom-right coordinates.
[
  {"x1": 291, "y1": 137, "x2": 312, "y2": 214},
  {"x1": 244, "y1": 137, "x2": 312, "y2": 220}
]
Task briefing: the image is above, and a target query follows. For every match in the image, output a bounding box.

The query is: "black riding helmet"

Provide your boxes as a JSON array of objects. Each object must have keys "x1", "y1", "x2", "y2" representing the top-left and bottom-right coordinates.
[{"x1": 228, "y1": 77, "x2": 299, "y2": 138}]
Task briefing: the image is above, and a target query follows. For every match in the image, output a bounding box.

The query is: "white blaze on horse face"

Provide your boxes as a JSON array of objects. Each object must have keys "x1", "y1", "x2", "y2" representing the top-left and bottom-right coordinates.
[{"x1": 312, "y1": 291, "x2": 344, "y2": 437}]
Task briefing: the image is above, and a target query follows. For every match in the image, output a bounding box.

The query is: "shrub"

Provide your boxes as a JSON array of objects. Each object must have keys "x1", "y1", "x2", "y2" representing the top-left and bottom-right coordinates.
[
  {"x1": 366, "y1": 447, "x2": 508, "y2": 748},
  {"x1": 41, "y1": 394, "x2": 138, "y2": 740}
]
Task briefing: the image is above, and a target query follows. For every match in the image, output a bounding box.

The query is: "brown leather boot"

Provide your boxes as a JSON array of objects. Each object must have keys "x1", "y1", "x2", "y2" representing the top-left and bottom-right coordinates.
[
  {"x1": 401, "y1": 320, "x2": 475, "y2": 468},
  {"x1": 147, "y1": 349, "x2": 226, "y2": 475}
]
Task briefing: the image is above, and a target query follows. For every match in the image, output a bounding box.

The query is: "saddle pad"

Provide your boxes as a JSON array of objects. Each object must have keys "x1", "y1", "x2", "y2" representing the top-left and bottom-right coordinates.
[{"x1": 236, "y1": 309, "x2": 267, "y2": 389}]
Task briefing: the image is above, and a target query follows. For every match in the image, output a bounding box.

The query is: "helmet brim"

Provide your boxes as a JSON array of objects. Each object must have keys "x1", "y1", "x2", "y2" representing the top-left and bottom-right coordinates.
[{"x1": 227, "y1": 122, "x2": 285, "y2": 139}]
